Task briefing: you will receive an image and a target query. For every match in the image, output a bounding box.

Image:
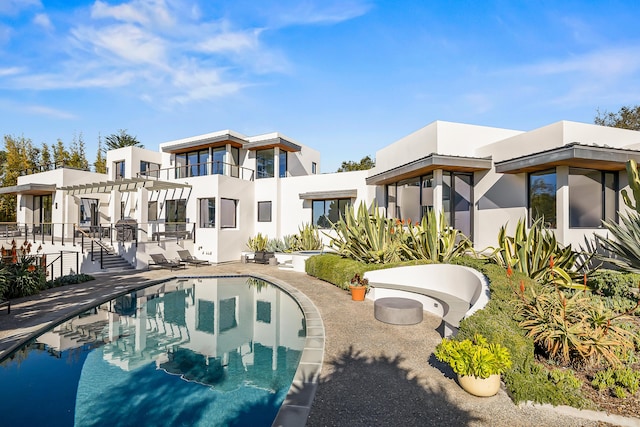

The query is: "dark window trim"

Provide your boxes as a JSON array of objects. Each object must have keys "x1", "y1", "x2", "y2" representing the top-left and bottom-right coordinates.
[{"x1": 257, "y1": 201, "x2": 272, "y2": 222}]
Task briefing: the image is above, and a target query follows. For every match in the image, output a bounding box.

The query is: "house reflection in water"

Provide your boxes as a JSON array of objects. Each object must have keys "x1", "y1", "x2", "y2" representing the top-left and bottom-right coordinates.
[{"x1": 36, "y1": 277, "x2": 306, "y2": 390}]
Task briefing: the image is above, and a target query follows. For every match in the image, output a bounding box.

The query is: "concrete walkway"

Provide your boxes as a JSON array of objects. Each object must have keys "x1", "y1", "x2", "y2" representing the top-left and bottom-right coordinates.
[{"x1": 0, "y1": 263, "x2": 629, "y2": 426}]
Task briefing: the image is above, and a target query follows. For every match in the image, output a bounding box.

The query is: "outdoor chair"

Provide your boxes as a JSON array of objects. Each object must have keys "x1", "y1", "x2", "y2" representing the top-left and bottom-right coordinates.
[
  {"x1": 177, "y1": 250, "x2": 210, "y2": 267},
  {"x1": 149, "y1": 253, "x2": 185, "y2": 270}
]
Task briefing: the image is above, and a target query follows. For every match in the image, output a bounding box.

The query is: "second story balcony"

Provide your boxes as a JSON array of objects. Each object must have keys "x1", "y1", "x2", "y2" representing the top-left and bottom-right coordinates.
[{"x1": 137, "y1": 160, "x2": 255, "y2": 181}]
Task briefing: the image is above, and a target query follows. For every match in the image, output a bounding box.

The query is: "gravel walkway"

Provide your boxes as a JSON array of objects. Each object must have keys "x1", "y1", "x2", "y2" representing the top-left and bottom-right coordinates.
[{"x1": 0, "y1": 263, "x2": 634, "y2": 426}]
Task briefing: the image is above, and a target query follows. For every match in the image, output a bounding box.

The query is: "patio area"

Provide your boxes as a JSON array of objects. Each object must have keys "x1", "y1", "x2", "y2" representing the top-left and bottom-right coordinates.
[{"x1": 0, "y1": 263, "x2": 620, "y2": 426}]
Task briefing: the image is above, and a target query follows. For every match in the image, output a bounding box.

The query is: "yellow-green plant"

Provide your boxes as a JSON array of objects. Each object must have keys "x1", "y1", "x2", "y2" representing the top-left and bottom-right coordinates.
[
  {"x1": 295, "y1": 223, "x2": 323, "y2": 251},
  {"x1": 434, "y1": 333, "x2": 512, "y2": 378},
  {"x1": 622, "y1": 159, "x2": 640, "y2": 213},
  {"x1": 597, "y1": 211, "x2": 640, "y2": 274},
  {"x1": 328, "y1": 202, "x2": 405, "y2": 264},
  {"x1": 404, "y1": 209, "x2": 471, "y2": 262},
  {"x1": 491, "y1": 218, "x2": 592, "y2": 287},
  {"x1": 515, "y1": 282, "x2": 639, "y2": 367},
  {"x1": 246, "y1": 233, "x2": 268, "y2": 252},
  {"x1": 592, "y1": 367, "x2": 640, "y2": 398}
]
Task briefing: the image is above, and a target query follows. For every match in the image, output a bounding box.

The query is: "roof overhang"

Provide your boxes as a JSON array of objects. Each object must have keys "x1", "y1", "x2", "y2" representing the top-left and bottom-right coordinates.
[
  {"x1": 366, "y1": 154, "x2": 492, "y2": 186},
  {"x1": 60, "y1": 178, "x2": 191, "y2": 195},
  {"x1": 495, "y1": 144, "x2": 640, "y2": 174},
  {"x1": 0, "y1": 183, "x2": 56, "y2": 196},
  {"x1": 299, "y1": 189, "x2": 358, "y2": 200},
  {"x1": 161, "y1": 133, "x2": 246, "y2": 153},
  {"x1": 244, "y1": 137, "x2": 301, "y2": 152}
]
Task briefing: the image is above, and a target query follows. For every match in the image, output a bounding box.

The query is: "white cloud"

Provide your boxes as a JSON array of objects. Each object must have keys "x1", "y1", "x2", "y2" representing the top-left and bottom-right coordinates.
[
  {"x1": 0, "y1": 67, "x2": 23, "y2": 77},
  {"x1": 273, "y1": 0, "x2": 372, "y2": 26},
  {"x1": 91, "y1": 0, "x2": 173, "y2": 27},
  {"x1": 71, "y1": 24, "x2": 167, "y2": 66},
  {"x1": 33, "y1": 13, "x2": 53, "y2": 30},
  {"x1": 197, "y1": 29, "x2": 261, "y2": 53},
  {"x1": 0, "y1": 0, "x2": 41, "y2": 16},
  {"x1": 23, "y1": 104, "x2": 77, "y2": 119}
]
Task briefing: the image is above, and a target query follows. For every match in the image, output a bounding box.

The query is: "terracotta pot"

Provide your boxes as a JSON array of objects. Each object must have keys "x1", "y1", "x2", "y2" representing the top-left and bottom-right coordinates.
[
  {"x1": 457, "y1": 374, "x2": 501, "y2": 397},
  {"x1": 349, "y1": 285, "x2": 367, "y2": 301}
]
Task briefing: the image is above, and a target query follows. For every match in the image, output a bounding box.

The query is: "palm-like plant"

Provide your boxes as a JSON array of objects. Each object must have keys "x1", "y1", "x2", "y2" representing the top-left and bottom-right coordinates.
[
  {"x1": 491, "y1": 218, "x2": 591, "y2": 287},
  {"x1": 328, "y1": 202, "x2": 405, "y2": 264},
  {"x1": 597, "y1": 211, "x2": 640, "y2": 273},
  {"x1": 404, "y1": 209, "x2": 471, "y2": 262}
]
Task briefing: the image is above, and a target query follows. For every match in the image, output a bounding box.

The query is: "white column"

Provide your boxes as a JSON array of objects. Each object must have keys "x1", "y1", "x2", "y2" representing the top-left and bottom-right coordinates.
[
  {"x1": 136, "y1": 188, "x2": 149, "y2": 242},
  {"x1": 555, "y1": 166, "x2": 569, "y2": 245},
  {"x1": 433, "y1": 169, "x2": 444, "y2": 224}
]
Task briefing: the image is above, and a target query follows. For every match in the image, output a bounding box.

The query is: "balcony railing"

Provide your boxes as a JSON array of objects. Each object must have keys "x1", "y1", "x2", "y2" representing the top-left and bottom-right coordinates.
[
  {"x1": 137, "y1": 160, "x2": 254, "y2": 181},
  {"x1": 20, "y1": 162, "x2": 94, "y2": 176}
]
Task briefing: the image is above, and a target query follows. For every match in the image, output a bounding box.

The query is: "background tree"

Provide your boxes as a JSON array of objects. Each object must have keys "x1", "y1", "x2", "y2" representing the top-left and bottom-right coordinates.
[
  {"x1": 104, "y1": 129, "x2": 143, "y2": 150},
  {"x1": 68, "y1": 132, "x2": 89, "y2": 169},
  {"x1": 94, "y1": 134, "x2": 106, "y2": 173},
  {"x1": 52, "y1": 139, "x2": 70, "y2": 166},
  {"x1": 40, "y1": 143, "x2": 52, "y2": 171},
  {"x1": 0, "y1": 135, "x2": 36, "y2": 221},
  {"x1": 336, "y1": 155, "x2": 375, "y2": 172},
  {"x1": 594, "y1": 105, "x2": 640, "y2": 131}
]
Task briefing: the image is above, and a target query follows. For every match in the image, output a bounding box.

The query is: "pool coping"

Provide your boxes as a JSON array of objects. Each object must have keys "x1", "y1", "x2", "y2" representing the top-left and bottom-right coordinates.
[{"x1": 0, "y1": 273, "x2": 324, "y2": 427}]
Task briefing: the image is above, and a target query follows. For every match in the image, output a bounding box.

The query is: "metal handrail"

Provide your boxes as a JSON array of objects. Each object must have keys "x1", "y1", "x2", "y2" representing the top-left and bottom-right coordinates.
[{"x1": 136, "y1": 160, "x2": 254, "y2": 181}]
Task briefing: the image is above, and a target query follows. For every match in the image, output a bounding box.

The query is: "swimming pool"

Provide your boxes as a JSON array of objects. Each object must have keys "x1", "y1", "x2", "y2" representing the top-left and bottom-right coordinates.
[{"x1": 0, "y1": 276, "x2": 318, "y2": 426}]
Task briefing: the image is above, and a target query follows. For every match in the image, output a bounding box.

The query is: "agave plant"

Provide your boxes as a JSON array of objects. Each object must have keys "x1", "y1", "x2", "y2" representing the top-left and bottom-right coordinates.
[
  {"x1": 490, "y1": 218, "x2": 592, "y2": 287},
  {"x1": 328, "y1": 202, "x2": 405, "y2": 264},
  {"x1": 404, "y1": 209, "x2": 471, "y2": 262},
  {"x1": 246, "y1": 233, "x2": 268, "y2": 252},
  {"x1": 597, "y1": 211, "x2": 640, "y2": 274},
  {"x1": 621, "y1": 159, "x2": 640, "y2": 213},
  {"x1": 295, "y1": 223, "x2": 323, "y2": 251}
]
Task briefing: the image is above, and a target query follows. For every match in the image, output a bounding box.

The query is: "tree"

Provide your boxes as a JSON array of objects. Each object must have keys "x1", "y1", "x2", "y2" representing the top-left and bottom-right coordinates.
[
  {"x1": 594, "y1": 105, "x2": 640, "y2": 131},
  {"x1": 1, "y1": 135, "x2": 35, "y2": 221},
  {"x1": 104, "y1": 129, "x2": 143, "y2": 150},
  {"x1": 336, "y1": 155, "x2": 375, "y2": 172},
  {"x1": 94, "y1": 134, "x2": 106, "y2": 173},
  {"x1": 52, "y1": 139, "x2": 70, "y2": 166},
  {"x1": 68, "y1": 132, "x2": 89, "y2": 169},
  {"x1": 40, "y1": 143, "x2": 51, "y2": 170}
]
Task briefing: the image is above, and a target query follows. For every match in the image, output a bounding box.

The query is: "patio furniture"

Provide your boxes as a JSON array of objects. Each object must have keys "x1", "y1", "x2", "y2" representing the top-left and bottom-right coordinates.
[
  {"x1": 374, "y1": 297, "x2": 423, "y2": 325},
  {"x1": 177, "y1": 250, "x2": 210, "y2": 267},
  {"x1": 149, "y1": 253, "x2": 185, "y2": 270}
]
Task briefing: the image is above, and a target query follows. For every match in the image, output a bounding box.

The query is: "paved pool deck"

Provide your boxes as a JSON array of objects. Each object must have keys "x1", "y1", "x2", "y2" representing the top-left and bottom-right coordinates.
[{"x1": 0, "y1": 263, "x2": 635, "y2": 427}]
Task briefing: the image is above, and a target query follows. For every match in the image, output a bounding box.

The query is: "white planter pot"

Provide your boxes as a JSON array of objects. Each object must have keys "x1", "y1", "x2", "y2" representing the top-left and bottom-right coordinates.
[{"x1": 457, "y1": 374, "x2": 501, "y2": 397}]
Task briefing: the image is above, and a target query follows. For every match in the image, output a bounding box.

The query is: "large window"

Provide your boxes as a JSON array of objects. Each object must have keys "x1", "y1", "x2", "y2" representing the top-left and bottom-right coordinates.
[
  {"x1": 396, "y1": 177, "x2": 421, "y2": 224},
  {"x1": 199, "y1": 198, "x2": 215, "y2": 228},
  {"x1": 312, "y1": 199, "x2": 350, "y2": 228},
  {"x1": 220, "y1": 198, "x2": 238, "y2": 228},
  {"x1": 443, "y1": 172, "x2": 473, "y2": 238},
  {"x1": 385, "y1": 173, "x2": 434, "y2": 224},
  {"x1": 256, "y1": 148, "x2": 274, "y2": 179},
  {"x1": 148, "y1": 201, "x2": 158, "y2": 221},
  {"x1": 175, "y1": 149, "x2": 209, "y2": 178},
  {"x1": 569, "y1": 168, "x2": 617, "y2": 228},
  {"x1": 212, "y1": 147, "x2": 225, "y2": 175},
  {"x1": 114, "y1": 161, "x2": 125, "y2": 180},
  {"x1": 279, "y1": 150, "x2": 287, "y2": 178},
  {"x1": 529, "y1": 169, "x2": 556, "y2": 228},
  {"x1": 166, "y1": 199, "x2": 187, "y2": 231},
  {"x1": 230, "y1": 146, "x2": 240, "y2": 178},
  {"x1": 196, "y1": 300, "x2": 215, "y2": 334},
  {"x1": 219, "y1": 297, "x2": 238, "y2": 332},
  {"x1": 258, "y1": 201, "x2": 272, "y2": 222},
  {"x1": 140, "y1": 161, "x2": 160, "y2": 178}
]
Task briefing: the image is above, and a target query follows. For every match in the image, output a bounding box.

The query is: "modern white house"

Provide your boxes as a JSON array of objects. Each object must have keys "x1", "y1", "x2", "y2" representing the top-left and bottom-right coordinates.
[{"x1": 3, "y1": 120, "x2": 640, "y2": 274}]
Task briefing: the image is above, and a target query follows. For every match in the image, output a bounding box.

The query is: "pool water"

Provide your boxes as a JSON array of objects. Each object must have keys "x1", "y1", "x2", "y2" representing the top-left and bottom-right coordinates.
[{"x1": 0, "y1": 276, "x2": 306, "y2": 426}]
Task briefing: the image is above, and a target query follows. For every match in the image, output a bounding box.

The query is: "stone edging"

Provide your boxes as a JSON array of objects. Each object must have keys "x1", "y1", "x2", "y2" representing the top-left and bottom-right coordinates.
[{"x1": 520, "y1": 401, "x2": 640, "y2": 427}]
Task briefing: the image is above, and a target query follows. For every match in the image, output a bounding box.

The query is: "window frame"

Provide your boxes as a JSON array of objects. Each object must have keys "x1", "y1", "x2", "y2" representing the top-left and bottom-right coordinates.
[
  {"x1": 568, "y1": 168, "x2": 618, "y2": 228},
  {"x1": 199, "y1": 198, "x2": 216, "y2": 228},
  {"x1": 220, "y1": 198, "x2": 238, "y2": 229},
  {"x1": 312, "y1": 198, "x2": 351, "y2": 229},
  {"x1": 528, "y1": 169, "x2": 557, "y2": 228},
  {"x1": 257, "y1": 201, "x2": 272, "y2": 222}
]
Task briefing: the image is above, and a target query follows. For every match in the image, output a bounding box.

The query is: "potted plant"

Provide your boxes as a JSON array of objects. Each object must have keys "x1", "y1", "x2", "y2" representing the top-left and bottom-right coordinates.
[
  {"x1": 347, "y1": 273, "x2": 369, "y2": 301},
  {"x1": 434, "y1": 333, "x2": 512, "y2": 397}
]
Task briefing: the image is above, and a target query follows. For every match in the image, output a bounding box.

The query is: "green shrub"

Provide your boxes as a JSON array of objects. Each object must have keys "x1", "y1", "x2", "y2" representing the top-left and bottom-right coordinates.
[
  {"x1": 0, "y1": 241, "x2": 46, "y2": 299},
  {"x1": 46, "y1": 273, "x2": 95, "y2": 289},
  {"x1": 588, "y1": 269, "x2": 640, "y2": 299},
  {"x1": 592, "y1": 367, "x2": 640, "y2": 397},
  {"x1": 247, "y1": 233, "x2": 268, "y2": 251},
  {"x1": 305, "y1": 253, "x2": 430, "y2": 290}
]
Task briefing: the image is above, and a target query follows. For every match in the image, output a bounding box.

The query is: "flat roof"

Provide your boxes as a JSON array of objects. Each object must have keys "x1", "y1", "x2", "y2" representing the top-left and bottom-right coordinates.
[
  {"x1": 495, "y1": 143, "x2": 640, "y2": 174},
  {"x1": 366, "y1": 154, "x2": 492, "y2": 185},
  {"x1": 299, "y1": 189, "x2": 358, "y2": 200},
  {"x1": 0, "y1": 183, "x2": 56, "y2": 196}
]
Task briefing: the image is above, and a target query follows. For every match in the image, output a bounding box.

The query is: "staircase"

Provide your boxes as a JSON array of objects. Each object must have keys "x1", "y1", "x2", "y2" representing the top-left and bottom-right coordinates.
[{"x1": 81, "y1": 238, "x2": 135, "y2": 271}]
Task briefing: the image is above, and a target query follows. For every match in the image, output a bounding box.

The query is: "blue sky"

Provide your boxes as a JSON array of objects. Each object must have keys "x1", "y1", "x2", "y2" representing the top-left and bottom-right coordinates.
[{"x1": 1, "y1": 0, "x2": 640, "y2": 172}]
